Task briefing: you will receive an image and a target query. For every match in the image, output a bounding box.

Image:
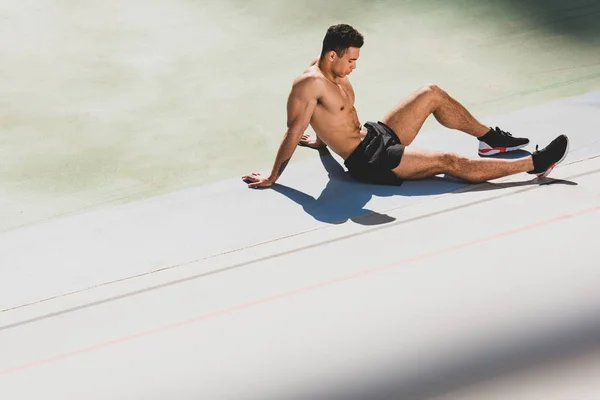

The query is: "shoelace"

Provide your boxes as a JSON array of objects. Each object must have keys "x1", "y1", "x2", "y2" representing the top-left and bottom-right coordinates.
[{"x1": 495, "y1": 126, "x2": 513, "y2": 137}]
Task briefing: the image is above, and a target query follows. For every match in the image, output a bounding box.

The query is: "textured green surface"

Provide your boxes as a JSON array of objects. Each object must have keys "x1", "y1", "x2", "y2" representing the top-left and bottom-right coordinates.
[{"x1": 1, "y1": 0, "x2": 599, "y2": 232}]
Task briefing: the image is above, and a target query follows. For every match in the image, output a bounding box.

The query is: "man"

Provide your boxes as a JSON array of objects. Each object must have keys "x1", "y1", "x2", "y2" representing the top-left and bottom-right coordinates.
[{"x1": 242, "y1": 24, "x2": 569, "y2": 188}]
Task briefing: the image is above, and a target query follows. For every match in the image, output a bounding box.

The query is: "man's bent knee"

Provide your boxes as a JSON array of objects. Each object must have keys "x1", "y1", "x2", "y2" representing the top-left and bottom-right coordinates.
[
  {"x1": 420, "y1": 83, "x2": 446, "y2": 106},
  {"x1": 422, "y1": 83, "x2": 445, "y2": 94}
]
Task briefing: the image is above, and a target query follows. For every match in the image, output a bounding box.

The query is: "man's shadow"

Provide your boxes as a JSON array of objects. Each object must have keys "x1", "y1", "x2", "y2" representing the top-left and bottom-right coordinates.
[{"x1": 271, "y1": 148, "x2": 576, "y2": 226}]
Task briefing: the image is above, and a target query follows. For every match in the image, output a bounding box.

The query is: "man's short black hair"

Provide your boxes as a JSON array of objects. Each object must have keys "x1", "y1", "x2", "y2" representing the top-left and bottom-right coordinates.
[{"x1": 320, "y1": 24, "x2": 364, "y2": 59}]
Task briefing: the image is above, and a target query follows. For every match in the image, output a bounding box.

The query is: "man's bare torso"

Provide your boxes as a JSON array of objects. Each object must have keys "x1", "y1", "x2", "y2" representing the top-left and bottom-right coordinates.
[{"x1": 297, "y1": 65, "x2": 367, "y2": 159}]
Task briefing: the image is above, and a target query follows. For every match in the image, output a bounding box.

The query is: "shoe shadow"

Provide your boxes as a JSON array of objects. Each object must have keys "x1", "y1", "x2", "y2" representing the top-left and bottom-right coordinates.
[
  {"x1": 480, "y1": 149, "x2": 532, "y2": 159},
  {"x1": 271, "y1": 148, "x2": 577, "y2": 226},
  {"x1": 455, "y1": 176, "x2": 578, "y2": 193}
]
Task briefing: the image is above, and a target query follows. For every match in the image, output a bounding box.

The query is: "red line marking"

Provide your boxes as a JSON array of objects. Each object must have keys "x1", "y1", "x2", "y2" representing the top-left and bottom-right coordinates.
[{"x1": 1, "y1": 206, "x2": 598, "y2": 376}]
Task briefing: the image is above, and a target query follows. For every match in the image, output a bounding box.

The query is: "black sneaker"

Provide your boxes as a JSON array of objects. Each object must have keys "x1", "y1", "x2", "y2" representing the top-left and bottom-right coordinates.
[
  {"x1": 478, "y1": 126, "x2": 530, "y2": 156},
  {"x1": 528, "y1": 134, "x2": 569, "y2": 178}
]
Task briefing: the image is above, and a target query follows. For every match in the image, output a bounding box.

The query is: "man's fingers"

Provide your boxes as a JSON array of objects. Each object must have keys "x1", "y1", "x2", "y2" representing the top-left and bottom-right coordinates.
[
  {"x1": 243, "y1": 173, "x2": 271, "y2": 188},
  {"x1": 242, "y1": 175, "x2": 257, "y2": 184},
  {"x1": 298, "y1": 134, "x2": 311, "y2": 146}
]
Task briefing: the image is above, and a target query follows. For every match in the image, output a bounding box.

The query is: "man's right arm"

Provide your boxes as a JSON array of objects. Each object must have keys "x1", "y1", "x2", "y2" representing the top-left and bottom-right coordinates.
[{"x1": 242, "y1": 77, "x2": 319, "y2": 188}]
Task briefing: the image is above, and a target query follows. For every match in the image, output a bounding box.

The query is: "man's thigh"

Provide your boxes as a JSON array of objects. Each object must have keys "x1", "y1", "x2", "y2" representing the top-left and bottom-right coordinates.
[
  {"x1": 391, "y1": 146, "x2": 445, "y2": 180},
  {"x1": 381, "y1": 85, "x2": 436, "y2": 146}
]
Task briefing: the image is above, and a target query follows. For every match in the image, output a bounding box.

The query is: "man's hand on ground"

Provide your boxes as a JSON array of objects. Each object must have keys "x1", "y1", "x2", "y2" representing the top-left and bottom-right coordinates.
[
  {"x1": 298, "y1": 134, "x2": 325, "y2": 149},
  {"x1": 242, "y1": 172, "x2": 274, "y2": 188}
]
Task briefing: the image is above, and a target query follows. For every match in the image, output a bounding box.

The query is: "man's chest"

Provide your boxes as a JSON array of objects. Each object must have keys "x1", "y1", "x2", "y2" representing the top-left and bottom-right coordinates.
[{"x1": 319, "y1": 81, "x2": 355, "y2": 112}]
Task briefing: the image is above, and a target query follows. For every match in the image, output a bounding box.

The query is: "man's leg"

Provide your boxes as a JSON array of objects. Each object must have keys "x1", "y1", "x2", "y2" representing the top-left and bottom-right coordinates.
[
  {"x1": 381, "y1": 84, "x2": 490, "y2": 146},
  {"x1": 393, "y1": 147, "x2": 534, "y2": 183}
]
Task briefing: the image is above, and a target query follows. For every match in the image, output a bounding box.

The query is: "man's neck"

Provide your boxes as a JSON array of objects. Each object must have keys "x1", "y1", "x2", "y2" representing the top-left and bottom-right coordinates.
[{"x1": 317, "y1": 60, "x2": 340, "y2": 84}]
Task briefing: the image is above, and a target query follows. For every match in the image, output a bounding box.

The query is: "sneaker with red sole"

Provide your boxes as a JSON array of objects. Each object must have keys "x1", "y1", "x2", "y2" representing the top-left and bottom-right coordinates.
[{"x1": 478, "y1": 126, "x2": 530, "y2": 156}]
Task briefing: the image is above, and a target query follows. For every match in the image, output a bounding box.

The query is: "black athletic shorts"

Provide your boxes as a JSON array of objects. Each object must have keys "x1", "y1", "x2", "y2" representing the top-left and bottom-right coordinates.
[{"x1": 344, "y1": 121, "x2": 405, "y2": 186}]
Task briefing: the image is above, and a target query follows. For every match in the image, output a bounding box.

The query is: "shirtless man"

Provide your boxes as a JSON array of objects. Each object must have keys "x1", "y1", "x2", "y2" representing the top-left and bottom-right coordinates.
[{"x1": 242, "y1": 24, "x2": 569, "y2": 188}]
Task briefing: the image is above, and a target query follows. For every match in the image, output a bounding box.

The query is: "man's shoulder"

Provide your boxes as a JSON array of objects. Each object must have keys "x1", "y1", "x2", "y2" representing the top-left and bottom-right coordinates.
[{"x1": 292, "y1": 67, "x2": 326, "y2": 92}]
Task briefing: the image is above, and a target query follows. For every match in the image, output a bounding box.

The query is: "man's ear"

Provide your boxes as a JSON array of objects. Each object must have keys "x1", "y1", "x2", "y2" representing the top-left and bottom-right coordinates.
[{"x1": 327, "y1": 50, "x2": 337, "y2": 62}]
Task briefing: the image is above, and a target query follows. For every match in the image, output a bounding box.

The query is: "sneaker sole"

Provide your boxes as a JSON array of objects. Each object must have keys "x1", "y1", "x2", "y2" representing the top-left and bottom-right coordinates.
[
  {"x1": 478, "y1": 142, "x2": 529, "y2": 156},
  {"x1": 536, "y1": 137, "x2": 570, "y2": 178}
]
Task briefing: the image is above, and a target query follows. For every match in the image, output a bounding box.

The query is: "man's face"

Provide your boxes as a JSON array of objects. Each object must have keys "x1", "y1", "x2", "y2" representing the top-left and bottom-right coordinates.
[{"x1": 331, "y1": 47, "x2": 360, "y2": 77}]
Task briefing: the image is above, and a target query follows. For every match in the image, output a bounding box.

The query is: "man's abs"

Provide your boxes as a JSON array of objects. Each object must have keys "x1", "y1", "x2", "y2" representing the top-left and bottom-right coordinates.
[{"x1": 310, "y1": 106, "x2": 367, "y2": 159}]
